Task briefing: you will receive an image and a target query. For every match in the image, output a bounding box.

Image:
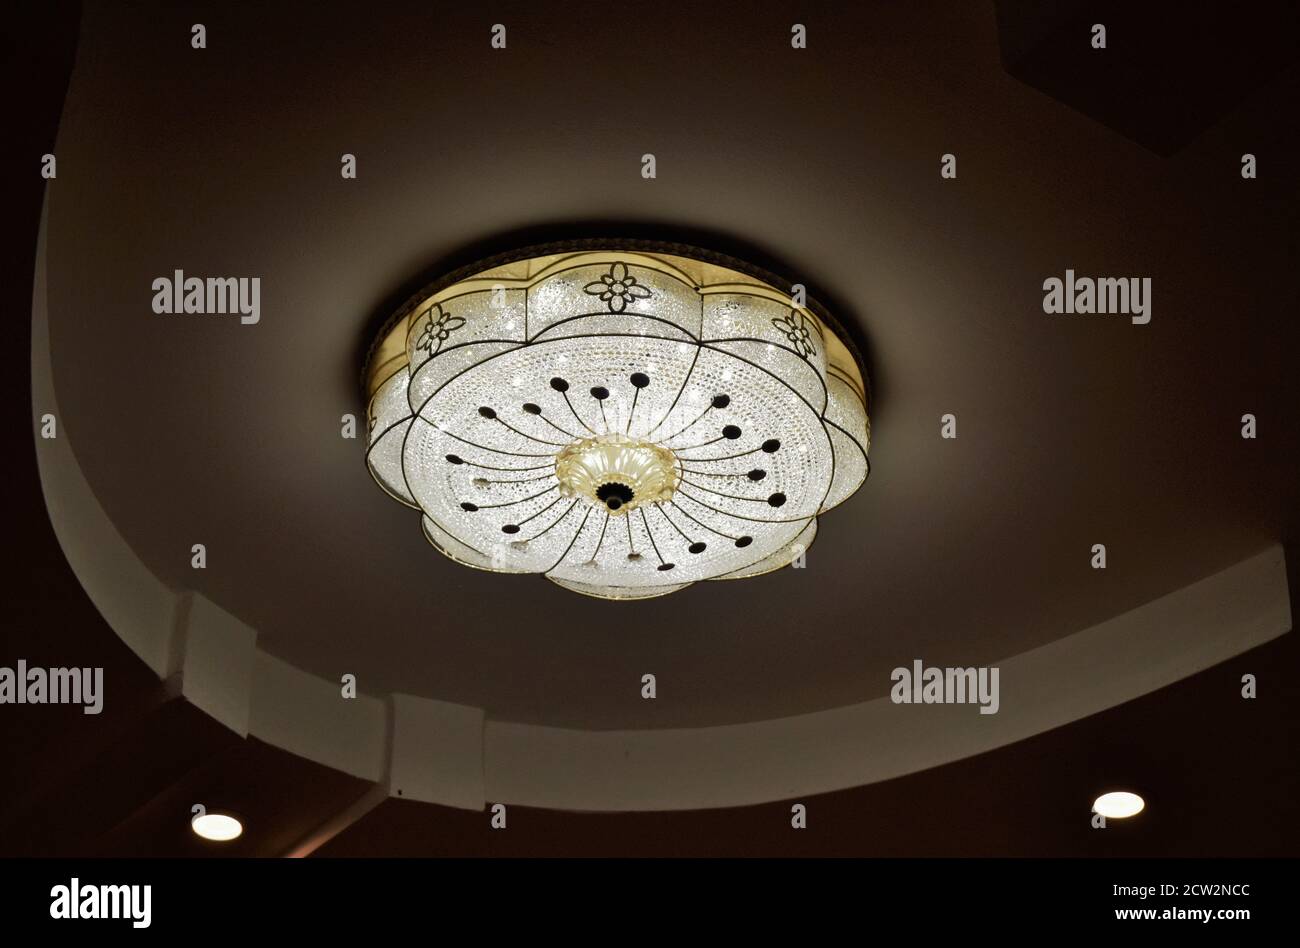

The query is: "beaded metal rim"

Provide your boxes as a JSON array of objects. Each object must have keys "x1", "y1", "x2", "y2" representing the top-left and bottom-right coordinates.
[{"x1": 362, "y1": 239, "x2": 870, "y2": 405}]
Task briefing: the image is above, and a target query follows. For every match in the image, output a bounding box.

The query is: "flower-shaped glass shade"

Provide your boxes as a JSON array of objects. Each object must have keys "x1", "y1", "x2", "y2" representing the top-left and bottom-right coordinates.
[{"x1": 364, "y1": 245, "x2": 870, "y2": 600}]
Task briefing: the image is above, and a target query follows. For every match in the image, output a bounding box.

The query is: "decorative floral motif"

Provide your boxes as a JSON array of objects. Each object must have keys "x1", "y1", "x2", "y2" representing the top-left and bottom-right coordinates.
[
  {"x1": 583, "y1": 261, "x2": 652, "y2": 313},
  {"x1": 772, "y1": 309, "x2": 817, "y2": 359},
  {"x1": 415, "y1": 304, "x2": 465, "y2": 357}
]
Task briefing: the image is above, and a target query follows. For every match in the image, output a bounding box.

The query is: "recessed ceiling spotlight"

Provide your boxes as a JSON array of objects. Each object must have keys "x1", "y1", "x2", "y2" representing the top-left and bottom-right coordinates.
[
  {"x1": 1092, "y1": 791, "x2": 1145, "y2": 819},
  {"x1": 191, "y1": 812, "x2": 243, "y2": 841},
  {"x1": 363, "y1": 241, "x2": 871, "y2": 600}
]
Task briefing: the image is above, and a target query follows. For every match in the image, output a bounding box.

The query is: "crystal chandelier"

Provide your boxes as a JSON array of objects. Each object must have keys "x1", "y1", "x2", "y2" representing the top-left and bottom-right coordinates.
[{"x1": 364, "y1": 242, "x2": 870, "y2": 600}]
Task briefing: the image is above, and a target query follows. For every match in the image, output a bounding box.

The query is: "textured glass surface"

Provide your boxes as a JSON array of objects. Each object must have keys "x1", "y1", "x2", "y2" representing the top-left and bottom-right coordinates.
[
  {"x1": 366, "y1": 251, "x2": 869, "y2": 599},
  {"x1": 820, "y1": 374, "x2": 871, "y2": 512}
]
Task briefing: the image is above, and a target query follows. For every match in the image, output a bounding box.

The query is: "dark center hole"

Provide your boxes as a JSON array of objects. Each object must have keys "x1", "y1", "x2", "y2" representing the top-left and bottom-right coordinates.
[{"x1": 596, "y1": 482, "x2": 635, "y2": 510}]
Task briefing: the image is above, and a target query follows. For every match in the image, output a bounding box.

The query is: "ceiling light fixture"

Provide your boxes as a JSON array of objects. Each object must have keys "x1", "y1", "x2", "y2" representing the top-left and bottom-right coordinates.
[
  {"x1": 1092, "y1": 791, "x2": 1145, "y2": 819},
  {"x1": 363, "y1": 241, "x2": 871, "y2": 600},
  {"x1": 190, "y1": 812, "x2": 243, "y2": 841}
]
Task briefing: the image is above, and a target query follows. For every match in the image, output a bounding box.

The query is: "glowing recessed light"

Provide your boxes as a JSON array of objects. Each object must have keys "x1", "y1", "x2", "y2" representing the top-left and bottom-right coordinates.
[
  {"x1": 1092, "y1": 791, "x2": 1144, "y2": 819},
  {"x1": 191, "y1": 813, "x2": 243, "y2": 841}
]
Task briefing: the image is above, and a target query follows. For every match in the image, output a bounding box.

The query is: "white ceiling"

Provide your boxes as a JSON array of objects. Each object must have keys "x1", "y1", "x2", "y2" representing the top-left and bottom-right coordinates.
[{"x1": 40, "y1": 1, "x2": 1298, "y2": 730}]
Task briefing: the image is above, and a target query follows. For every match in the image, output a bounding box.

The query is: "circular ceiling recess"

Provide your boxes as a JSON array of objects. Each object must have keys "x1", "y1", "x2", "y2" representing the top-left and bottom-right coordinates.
[{"x1": 363, "y1": 243, "x2": 871, "y2": 600}]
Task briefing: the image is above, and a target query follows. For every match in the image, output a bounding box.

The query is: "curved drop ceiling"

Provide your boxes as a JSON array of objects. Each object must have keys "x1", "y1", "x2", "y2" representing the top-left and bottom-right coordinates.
[{"x1": 35, "y1": 0, "x2": 1297, "y2": 786}]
